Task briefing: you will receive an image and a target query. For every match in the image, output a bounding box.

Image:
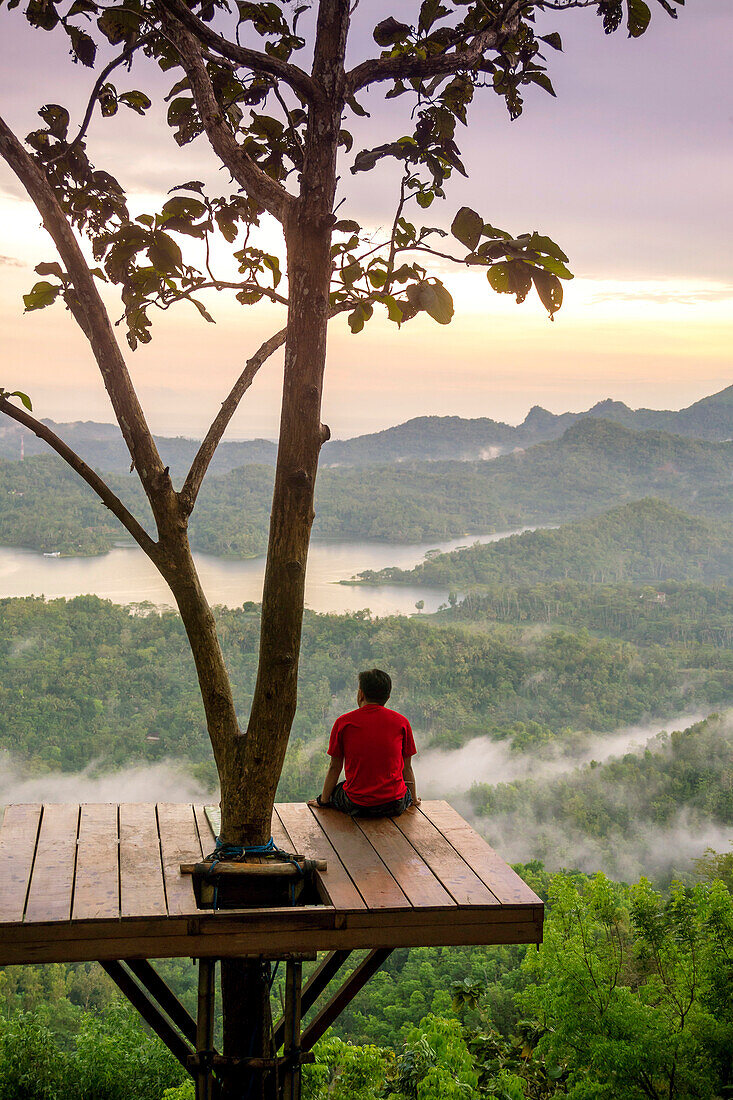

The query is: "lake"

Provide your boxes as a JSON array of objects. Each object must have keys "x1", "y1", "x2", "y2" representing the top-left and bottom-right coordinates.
[{"x1": 0, "y1": 529, "x2": 528, "y2": 616}]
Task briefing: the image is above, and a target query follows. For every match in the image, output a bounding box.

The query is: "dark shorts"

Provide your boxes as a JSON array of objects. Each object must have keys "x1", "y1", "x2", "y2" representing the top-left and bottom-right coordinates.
[{"x1": 329, "y1": 781, "x2": 412, "y2": 818}]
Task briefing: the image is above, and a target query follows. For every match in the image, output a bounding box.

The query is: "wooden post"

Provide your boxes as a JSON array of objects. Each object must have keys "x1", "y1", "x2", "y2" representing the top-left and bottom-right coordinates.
[
  {"x1": 281, "y1": 959, "x2": 303, "y2": 1100},
  {"x1": 195, "y1": 958, "x2": 216, "y2": 1100}
]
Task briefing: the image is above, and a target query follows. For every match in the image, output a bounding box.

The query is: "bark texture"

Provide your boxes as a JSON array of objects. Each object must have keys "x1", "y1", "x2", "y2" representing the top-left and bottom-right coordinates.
[{"x1": 220, "y1": 0, "x2": 351, "y2": 846}]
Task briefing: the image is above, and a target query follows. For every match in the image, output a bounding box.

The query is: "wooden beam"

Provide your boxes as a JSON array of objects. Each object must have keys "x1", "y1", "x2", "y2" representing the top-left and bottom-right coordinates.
[
  {"x1": 195, "y1": 958, "x2": 217, "y2": 1100},
  {"x1": 100, "y1": 961, "x2": 193, "y2": 1069},
  {"x1": 282, "y1": 959, "x2": 303, "y2": 1100},
  {"x1": 125, "y1": 958, "x2": 197, "y2": 1046},
  {"x1": 273, "y1": 950, "x2": 352, "y2": 1050},
  {"x1": 300, "y1": 949, "x2": 392, "y2": 1052}
]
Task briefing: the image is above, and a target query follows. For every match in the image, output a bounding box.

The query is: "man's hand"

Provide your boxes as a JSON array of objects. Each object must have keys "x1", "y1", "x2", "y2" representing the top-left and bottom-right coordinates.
[{"x1": 407, "y1": 797, "x2": 422, "y2": 812}]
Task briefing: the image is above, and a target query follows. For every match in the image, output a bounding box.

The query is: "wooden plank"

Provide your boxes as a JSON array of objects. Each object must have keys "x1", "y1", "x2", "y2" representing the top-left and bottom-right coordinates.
[
  {"x1": 275, "y1": 803, "x2": 366, "y2": 911},
  {"x1": 421, "y1": 801, "x2": 543, "y2": 906},
  {"x1": 195, "y1": 804, "x2": 215, "y2": 854},
  {"x1": 157, "y1": 804, "x2": 203, "y2": 916},
  {"x1": 73, "y1": 803, "x2": 120, "y2": 921},
  {"x1": 271, "y1": 810, "x2": 294, "y2": 853},
  {"x1": 394, "y1": 808, "x2": 500, "y2": 907},
  {"x1": 356, "y1": 817, "x2": 456, "y2": 909},
  {"x1": 0, "y1": 804, "x2": 42, "y2": 923},
  {"x1": 25, "y1": 804, "x2": 79, "y2": 923},
  {"x1": 119, "y1": 803, "x2": 167, "y2": 918},
  {"x1": 309, "y1": 808, "x2": 410, "y2": 910}
]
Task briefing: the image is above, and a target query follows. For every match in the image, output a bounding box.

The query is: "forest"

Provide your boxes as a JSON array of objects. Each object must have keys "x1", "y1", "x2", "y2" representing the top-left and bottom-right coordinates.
[
  {"x1": 1, "y1": 419, "x2": 732, "y2": 557},
  {"x1": 1, "y1": 411, "x2": 732, "y2": 1098},
  {"x1": 355, "y1": 499, "x2": 733, "y2": 588}
]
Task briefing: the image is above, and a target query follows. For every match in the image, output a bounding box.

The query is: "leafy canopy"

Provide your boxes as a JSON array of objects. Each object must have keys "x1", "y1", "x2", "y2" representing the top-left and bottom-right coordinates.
[{"x1": 1, "y1": 0, "x2": 683, "y2": 359}]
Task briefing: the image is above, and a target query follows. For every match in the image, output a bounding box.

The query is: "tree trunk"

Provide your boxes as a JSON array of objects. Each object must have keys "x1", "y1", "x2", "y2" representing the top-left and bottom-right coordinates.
[{"x1": 220, "y1": 0, "x2": 350, "y2": 849}]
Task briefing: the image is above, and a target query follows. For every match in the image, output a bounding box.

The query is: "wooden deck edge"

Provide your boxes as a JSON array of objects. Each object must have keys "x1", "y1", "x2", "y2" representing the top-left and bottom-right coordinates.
[
  {"x1": 0, "y1": 904, "x2": 543, "y2": 966},
  {"x1": 0, "y1": 918, "x2": 543, "y2": 965},
  {"x1": 2, "y1": 902, "x2": 542, "y2": 940}
]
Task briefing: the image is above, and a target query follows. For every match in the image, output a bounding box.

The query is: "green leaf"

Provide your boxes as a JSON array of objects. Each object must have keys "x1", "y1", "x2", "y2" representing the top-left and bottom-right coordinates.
[
  {"x1": 539, "y1": 32, "x2": 563, "y2": 51},
  {"x1": 169, "y1": 181, "x2": 205, "y2": 195},
  {"x1": 373, "y1": 17, "x2": 411, "y2": 47},
  {"x1": 119, "y1": 90, "x2": 152, "y2": 115},
  {"x1": 23, "y1": 281, "x2": 61, "y2": 311},
  {"x1": 627, "y1": 0, "x2": 651, "y2": 36},
  {"x1": 34, "y1": 261, "x2": 64, "y2": 279},
  {"x1": 191, "y1": 298, "x2": 215, "y2": 324},
  {"x1": 341, "y1": 261, "x2": 363, "y2": 287},
  {"x1": 148, "y1": 232, "x2": 183, "y2": 273},
  {"x1": 533, "y1": 253, "x2": 573, "y2": 279},
  {"x1": 451, "y1": 207, "x2": 483, "y2": 251},
  {"x1": 66, "y1": 25, "x2": 96, "y2": 67},
  {"x1": 162, "y1": 196, "x2": 207, "y2": 221},
  {"x1": 379, "y1": 294, "x2": 403, "y2": 324},
  {"x1": 423, "y1": 282, "x2": 454, "y2": 325},
  {"x1": 333, "y1": 219, "x2": 361, "y2": 234},
  {"x1": 8, "y1": 390, "x2": 33, "y2": 411},
  {"x1": 530, "y1": 72, "x2": 556, "y2": 98},
  {"x1": 487, "y1": 264, "x2": 511, "y2": 294},
  {"x1": 38, "y1": 104, "x2": 69, "y2": 139},
  {"x1": 416, "y1": 190, "x2": 434, "y2": 209},
  {"x1": 348, "y1": 302, "x2": 373, "y2": 333},
  {"x1": 532, "y1": 268, "x2": 563, "y2": 318},
  {"x1": 527, "y1": 233, "x2": 569, "y2": 264}
]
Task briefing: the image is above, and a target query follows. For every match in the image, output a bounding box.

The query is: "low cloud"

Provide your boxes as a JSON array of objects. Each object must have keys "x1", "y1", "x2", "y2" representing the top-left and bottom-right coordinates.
[
  {"x1": 0, "y1": 755, "x2": 215, "y2": 807},
  {"x1": 418, "y1": 711, "x2": 710, "y2": 796},
  {"x1": 476, "y1": 809, "x2": 733, "y2": 883}
]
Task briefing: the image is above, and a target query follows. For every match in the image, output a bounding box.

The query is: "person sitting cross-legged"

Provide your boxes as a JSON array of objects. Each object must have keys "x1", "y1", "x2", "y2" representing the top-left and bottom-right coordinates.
[{"x1": 309, "y1": 668, "x2": 419, "y2": 817}]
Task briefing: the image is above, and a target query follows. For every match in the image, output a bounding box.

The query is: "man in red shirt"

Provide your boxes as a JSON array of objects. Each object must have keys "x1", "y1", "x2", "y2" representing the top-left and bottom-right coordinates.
[{"x1": 310, "y1": 668, "x2": 419, "y2": 817}]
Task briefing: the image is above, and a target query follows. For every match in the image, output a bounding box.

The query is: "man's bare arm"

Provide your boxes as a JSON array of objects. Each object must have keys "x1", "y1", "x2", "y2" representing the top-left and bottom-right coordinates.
[
  {"x1": 315, "y1": 754, "x2": 344, "y2": 806},
  {"x1": 403, "y1": 756, "x2": 420, "y2": 807}
]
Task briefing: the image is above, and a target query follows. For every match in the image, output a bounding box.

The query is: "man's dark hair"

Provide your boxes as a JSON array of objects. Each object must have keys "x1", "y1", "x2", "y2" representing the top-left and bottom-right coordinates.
[{"x1": 358, "y1": 668, "x2": 392, "y2": 705}]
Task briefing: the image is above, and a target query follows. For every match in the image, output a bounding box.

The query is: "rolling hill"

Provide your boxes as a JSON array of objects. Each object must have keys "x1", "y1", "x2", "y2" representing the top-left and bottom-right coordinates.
[{"x1": 0, "y1": 384, "x2": 730, "y2": 473}]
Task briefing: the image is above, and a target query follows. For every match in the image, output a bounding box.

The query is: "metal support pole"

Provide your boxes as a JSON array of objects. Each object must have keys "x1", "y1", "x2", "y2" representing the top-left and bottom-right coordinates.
[
  {"x1": 281, "y1": 959, "x2": 303, "y2": 1100},
  {"x1": 195, "y1": 958, "x2": 216, "y2": 1100}
]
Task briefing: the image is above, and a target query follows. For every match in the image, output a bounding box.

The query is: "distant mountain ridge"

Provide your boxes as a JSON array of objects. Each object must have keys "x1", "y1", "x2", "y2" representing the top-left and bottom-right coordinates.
[
  {"x1": 2, "y1": 417, "x2": 730, "y2": 557},
  {"x1": 0, "y1": 384, "x2": 730, "y2": 473}
]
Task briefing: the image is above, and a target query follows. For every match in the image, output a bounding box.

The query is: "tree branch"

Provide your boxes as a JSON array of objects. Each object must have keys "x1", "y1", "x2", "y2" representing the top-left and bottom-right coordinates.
[
  {"x1": 154, "y1": 0, "x2": 319, "y2": 106},
  {"x1": 0, "y1": 114, "x2": 172, "y2": 519},
  {"x1": 0, "y1": 396, "x2": 158, "y2": 557},
  {"x1": 347, "y1": 21, "x2": 512, "y2": 93},
  {"x1": 180, "y1": 300, "x2": 355, "y2": 513},
  {"x1": 48, "y1": 34, "x2": 154, "y2": 166},
  {"x1": 180, "y1": 325, "x2": 287, "y2": 513},
  {"x1": 157, "y1": 10, "x2": 295, "y2": 223}
]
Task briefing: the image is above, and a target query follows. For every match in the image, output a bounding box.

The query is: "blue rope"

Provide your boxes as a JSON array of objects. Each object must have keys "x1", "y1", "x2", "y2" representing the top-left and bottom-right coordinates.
[{"x1": 207, "y1": 836, "x2": 305, "y2": 909}]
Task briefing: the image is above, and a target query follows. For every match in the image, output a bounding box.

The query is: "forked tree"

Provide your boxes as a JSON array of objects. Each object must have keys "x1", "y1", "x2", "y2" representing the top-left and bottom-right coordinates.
[{"x1": 0, "y1": 0, "x2": 680, "y2": 1082}]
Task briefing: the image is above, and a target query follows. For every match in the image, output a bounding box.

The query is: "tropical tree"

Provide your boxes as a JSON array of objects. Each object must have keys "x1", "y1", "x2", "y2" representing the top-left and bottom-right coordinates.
[{"x1": 0, "y1": 0, "x2": 682, "y2": 1084}]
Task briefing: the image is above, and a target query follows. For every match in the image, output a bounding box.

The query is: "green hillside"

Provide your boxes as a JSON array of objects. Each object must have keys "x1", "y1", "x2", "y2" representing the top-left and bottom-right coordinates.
[
  {"x1": 354, "y1": 499, "x2": 733, "y2": 589},
  {"x1": 1, "y1": 420, "x2": 731, "y2": 557}
]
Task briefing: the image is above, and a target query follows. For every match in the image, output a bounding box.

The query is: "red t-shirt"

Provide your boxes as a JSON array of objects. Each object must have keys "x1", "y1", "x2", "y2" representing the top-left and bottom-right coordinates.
[{"x1": 328, "y1": 704, "x2": 417, "y2": 806}]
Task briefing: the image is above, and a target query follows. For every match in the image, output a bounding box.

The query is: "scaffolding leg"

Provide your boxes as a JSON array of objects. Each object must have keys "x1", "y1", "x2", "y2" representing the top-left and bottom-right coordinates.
[
  {"x1": 195, "y1": 958, "x2": 217, "y2": 1100},
  {"x1": 281, "y1": 959, "x2": 303, "y2": 1100}
]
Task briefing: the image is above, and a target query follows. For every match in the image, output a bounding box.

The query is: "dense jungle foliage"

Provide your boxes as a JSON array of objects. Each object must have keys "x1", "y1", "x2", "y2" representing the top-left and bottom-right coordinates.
[
  {"x1": 1, "y1": 868, "x2": 731, "y2": 1100},
  {"x1": 356, "y1": 499, "x2": 733, "y2": 588},
  {"x1": 1, "y1": 420, "x2": 731, "y2": 556},
  {"x1": 2, "y1": 595, "x2": 732, "y2": 787}
]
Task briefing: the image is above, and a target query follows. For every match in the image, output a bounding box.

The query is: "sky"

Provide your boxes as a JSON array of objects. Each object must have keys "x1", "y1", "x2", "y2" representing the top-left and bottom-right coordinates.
[{"x1": 0, "y1": 1, "x2": 731, "y2": 440}]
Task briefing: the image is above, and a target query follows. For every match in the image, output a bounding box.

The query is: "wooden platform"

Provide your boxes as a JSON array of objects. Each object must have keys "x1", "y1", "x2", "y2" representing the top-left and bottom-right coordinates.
[{"x1": 0, "y1": 800, "x2": 543, "y2": 966}]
